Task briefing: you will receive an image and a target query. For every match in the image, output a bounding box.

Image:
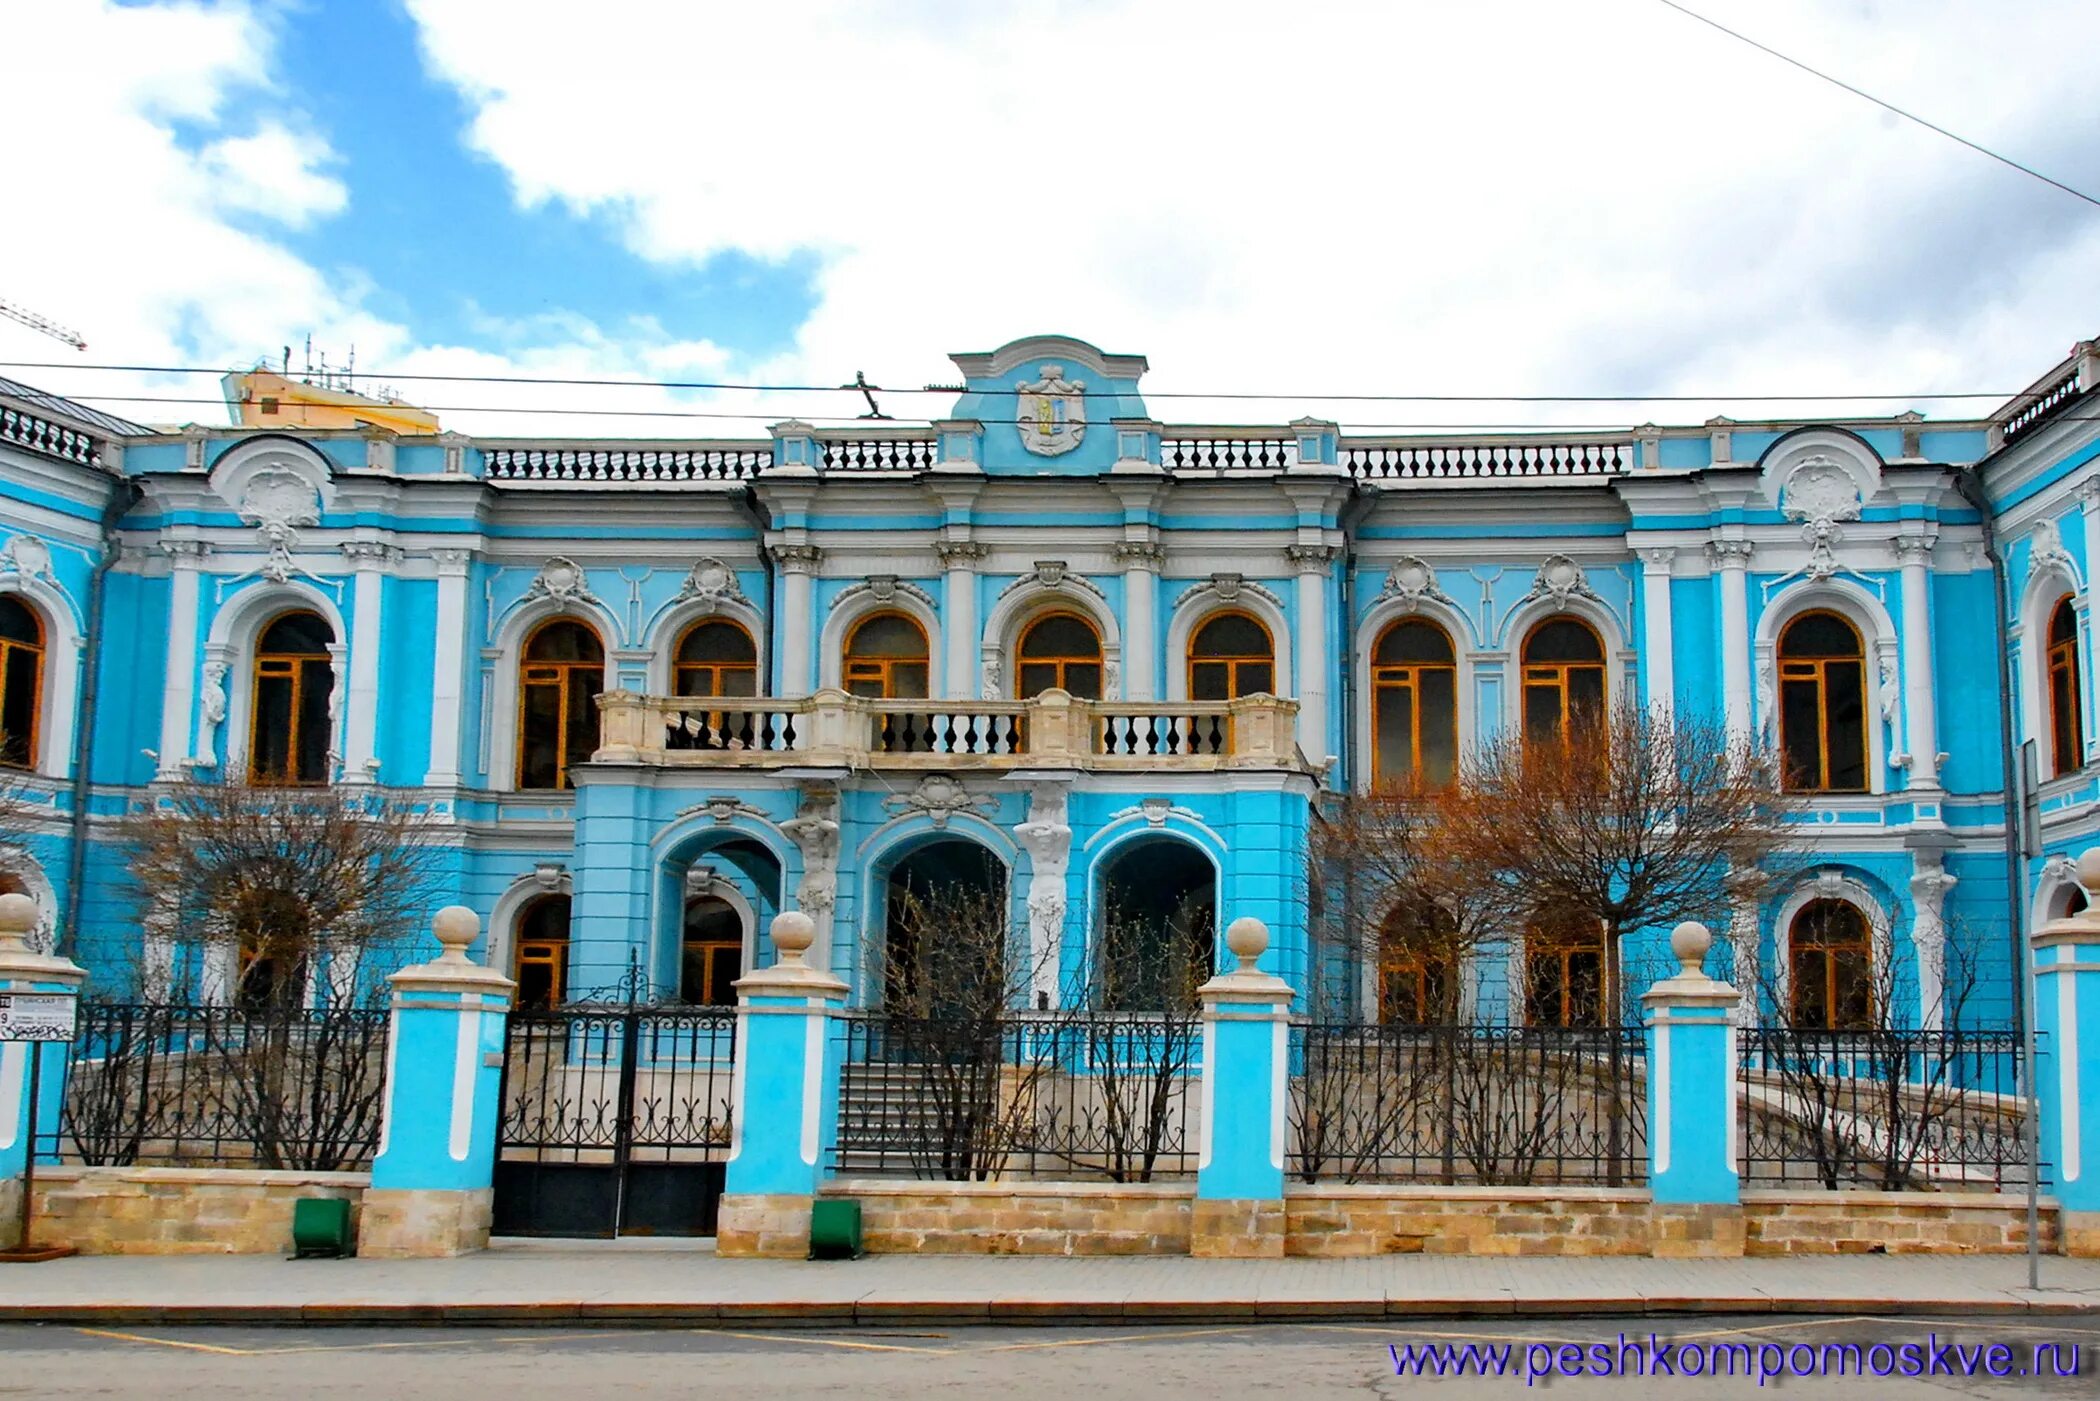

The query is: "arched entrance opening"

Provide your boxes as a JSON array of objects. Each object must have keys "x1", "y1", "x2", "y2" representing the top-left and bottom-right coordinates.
[
  {"x1": 1094, "y1": 837, "x2": 1217, "y2": 1011},
  {"x1": 663, "y1": 834, "x2": 783, "y2": 1004},
  {"x1": 881, "y1": 838, "x2": 1008, "y2": 1012}
]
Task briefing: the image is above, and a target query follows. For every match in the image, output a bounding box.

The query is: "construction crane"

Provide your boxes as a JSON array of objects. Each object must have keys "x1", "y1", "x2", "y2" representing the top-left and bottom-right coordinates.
[{"x1": 0, "y1": 296, "x2": 86, "y2": 351}]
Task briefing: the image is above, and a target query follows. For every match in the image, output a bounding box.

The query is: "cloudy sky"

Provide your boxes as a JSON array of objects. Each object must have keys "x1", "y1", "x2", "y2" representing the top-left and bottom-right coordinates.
[{"x1": 2, "y1": 0, "x2": 2097, "y2": 436}]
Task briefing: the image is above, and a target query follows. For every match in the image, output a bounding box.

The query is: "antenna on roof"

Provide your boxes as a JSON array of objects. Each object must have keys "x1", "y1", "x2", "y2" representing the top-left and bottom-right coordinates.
[{"x1": 844, "y1": 370, "x2": 891, "y2": 420}]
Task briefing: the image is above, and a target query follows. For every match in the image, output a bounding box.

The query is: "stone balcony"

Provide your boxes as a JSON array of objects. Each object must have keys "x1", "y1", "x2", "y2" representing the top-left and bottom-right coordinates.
[{"x1": 593, "y1": 688, "x2": 1306, "y2": 773}]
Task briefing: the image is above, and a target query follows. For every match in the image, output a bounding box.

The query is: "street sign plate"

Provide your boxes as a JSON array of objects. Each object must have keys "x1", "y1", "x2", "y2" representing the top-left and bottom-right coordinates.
[{"x1": 0, "y1": 993, "x2": 75, "y2": 1042}]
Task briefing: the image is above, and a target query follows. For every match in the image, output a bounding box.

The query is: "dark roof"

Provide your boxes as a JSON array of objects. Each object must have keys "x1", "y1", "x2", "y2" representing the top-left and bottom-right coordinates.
[{"x1": 0, "y1": 374, "x2": 152, "y2": 438}]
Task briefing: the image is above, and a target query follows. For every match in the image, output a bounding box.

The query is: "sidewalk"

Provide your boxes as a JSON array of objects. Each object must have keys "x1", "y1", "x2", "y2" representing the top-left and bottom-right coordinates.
[{"x1": 2, "y1": 1245, "x2": 2099, "y2": 1326}]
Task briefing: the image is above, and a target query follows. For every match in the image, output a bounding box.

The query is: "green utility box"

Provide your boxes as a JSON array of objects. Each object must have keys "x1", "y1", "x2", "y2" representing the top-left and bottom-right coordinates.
[
  {"x1": 809, "y1": 1199, "x2": 863, "y2": 1260},
  {"x1": 291, "y1": 1198, "x2": 354, "y2": 1260}
]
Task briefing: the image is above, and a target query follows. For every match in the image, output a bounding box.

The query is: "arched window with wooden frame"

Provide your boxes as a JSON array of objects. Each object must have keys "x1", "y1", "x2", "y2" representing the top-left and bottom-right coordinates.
[
  {"x1": 1524, "y1": 918, "x2": 1606, "y2": 1028},
  {"x1": 1520, "y1": 616, "x2": 1605, "y2": 751},
  {"x1": 1377, "y1": 894, "x2": 1458, "y2": 1024},
  {"x1": 2047, "y1": 594, "x2": 2084, "y2": 778},
  {"x1": 1777, "y1": 610, "x2": 1868, "y2": 793},
  {"x1": 1017, "y1": 611, "x2": 1103, "y2": 700},
  {"x1": 680, "y1": 895, "x2": 743, "y2": 1006},
  {"x1": 1187, "y1": 611, "x2": 1274, "y2": 701},
  {"x1": 0, "y1": 595, "x2": 45, "y2": 770},
  {"x1": 517, "y1": 618, "x2": 605, "y2": 791},
  {"x1": 512, "y1": 893, "x2": 571, "y2": 1009},
  {"x1": 1371, "y1": 618, "x2": 1458, "y2": 788},
  {"x1": 250, "y1": 610, "x2": 335, "y2": 785},
  {"x1": 842, "y1": 612, "x2": 930, "y2": 700},
  {"x1": 1788, "y1": 898, "x2": 1873, "y2": 1030},
  {"x1": 673, "y1": 618, "x2": 759, "y2": 699}
]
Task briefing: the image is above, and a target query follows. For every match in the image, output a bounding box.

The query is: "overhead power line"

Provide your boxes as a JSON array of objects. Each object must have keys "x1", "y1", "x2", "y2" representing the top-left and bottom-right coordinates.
[{"x1": 1655, "y1": 0, "x2": 2100, "y2": 210}]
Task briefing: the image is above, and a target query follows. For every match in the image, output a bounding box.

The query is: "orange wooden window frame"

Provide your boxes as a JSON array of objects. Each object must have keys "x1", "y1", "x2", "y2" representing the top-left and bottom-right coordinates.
[
  {"x1": 516, "y1": 618, "x2": 605, "y2": 791},
  {"x1": 248, "y1": 610, "x2": 332, "y2": 786},
  {"x1": 1776, "y1": 609, "x2": 1868, "y2": 794},
  {"x1": 1015, "y1": 610, "x2": 1103, "y2": 697},
  {"x1": 0, "y1": 600, "x2": 45, "y2": 771},
  {"x1": 1519, "y1": 617, "x2": 1606, "y2": 751},
  {"x1": 842, "y1": 611, "x2": 931, "y2": 699},
  {"x1": 1369, "y1": 619, "x2": 1457, "y2": 789},
  {"x1": 1186, "y1": 610, "x2": 1275, "y2": 700},
  {"x1": 673, "y1": 619, "x2": 759, "y2": 698},
  {"x1": 2047, "y1": 594, "x2": 2084, "y2": 778}
]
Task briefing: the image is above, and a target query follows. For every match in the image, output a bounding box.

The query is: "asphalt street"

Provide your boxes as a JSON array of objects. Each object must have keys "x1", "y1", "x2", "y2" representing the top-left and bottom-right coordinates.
[{"x1": 0, "y1": 1314, "x2": 2093, "y2": 1398}]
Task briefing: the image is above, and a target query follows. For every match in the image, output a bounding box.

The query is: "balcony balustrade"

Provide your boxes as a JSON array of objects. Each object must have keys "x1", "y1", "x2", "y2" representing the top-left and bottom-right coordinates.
[{"x1": 593, "y1": 688, "x2": 1303, "y2": 772}]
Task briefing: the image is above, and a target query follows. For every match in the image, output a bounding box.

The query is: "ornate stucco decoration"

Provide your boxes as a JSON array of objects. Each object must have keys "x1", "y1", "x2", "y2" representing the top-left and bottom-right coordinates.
[
  {"x1": 782, "y1": 783, "x2": 842, "y2": 920},
  {"x1": 884, "y1": 774, "x2": 997, "y2": 829},
  {"x1": 831, "y1": 575, "x2": 936, "y2": 618},
  {"x1": 1778, "y1": 455, "x2": 1865, "y2": 583},
  {"x1": 0, "y1": 535, "x2": 54, "y2": 585},
  {"x1": 1108, "y1": 798, "x2": 1203, "y2": 829},
  {"x1": 673, "y1": 795, "x2": 769, "y2": 826},
  {"x1": 194, "y1": 661, "x2": 229, "y2": 769},
  {"x1": 2031, "y1": 517, "x2": 2076, "y2": 580},
  {"x1": 980, "y1": 655, "x2": 1003, "y2": 701},
  {"x1": 1180, "y1": 572, "x2": 1285, "y2": 619},
  {"x1": 524, "y1": 556, "x2": 601, "y2": 610},
  {"x1": 1523, "y1": 554, "x2": 1596, "y2": 607},
  {"x1": 237, "y1": 469, "x2": 323, "y2": 584},
  {"x1": 1015, "y1": 364, "x2": 1087, "y2": 456},
  {"x1": 993, "y1": 562, "x2": 1109, "y2": 613},
  {"x1": 675, "y1": 557, "x2": 744, "y2": 613},
  {"x1": 1377, "y1": 556, "x2": 1452, "y2": 612},
  {"x1": 1014, "y1": 780, "x2": 1072, "y2": 998}
]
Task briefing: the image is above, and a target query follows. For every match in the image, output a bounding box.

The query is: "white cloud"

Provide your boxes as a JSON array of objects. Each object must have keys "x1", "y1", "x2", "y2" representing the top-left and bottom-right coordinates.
[{"x1": 196, "y1": 125, "x2": 349, "y2": 227}]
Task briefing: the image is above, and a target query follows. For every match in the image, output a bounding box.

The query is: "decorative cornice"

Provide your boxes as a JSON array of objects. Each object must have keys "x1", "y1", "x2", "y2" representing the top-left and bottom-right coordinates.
[
  {"x1": 934, "y1": 540, "x2": 990, "y2": 568},
  {"x1": 1111, "y1": 540, "x2": 1166, "y2": 568},
  {"x1": 1706, "y1": 539, "x2": 1755, "y2": 566},
  {"x1": 769, "y1": 543, "x2": 823, "y2": 571}
]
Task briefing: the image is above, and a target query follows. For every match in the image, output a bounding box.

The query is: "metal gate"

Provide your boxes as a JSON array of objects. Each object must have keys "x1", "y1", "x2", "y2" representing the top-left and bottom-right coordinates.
[{"x1": 492, "y1": 1004, "x2": 737, "y2": 1238}]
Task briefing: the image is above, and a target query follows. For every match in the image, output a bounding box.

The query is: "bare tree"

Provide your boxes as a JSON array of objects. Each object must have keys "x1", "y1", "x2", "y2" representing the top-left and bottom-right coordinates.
[{"x1": 1078, "y1": 898, "x2": 1205, "y2": 1182}]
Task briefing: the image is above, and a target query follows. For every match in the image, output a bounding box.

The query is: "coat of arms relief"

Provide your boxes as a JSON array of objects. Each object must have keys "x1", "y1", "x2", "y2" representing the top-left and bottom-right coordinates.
[{"x1": 1015, "y1": 363, "x2": 1087, "y2": 456}]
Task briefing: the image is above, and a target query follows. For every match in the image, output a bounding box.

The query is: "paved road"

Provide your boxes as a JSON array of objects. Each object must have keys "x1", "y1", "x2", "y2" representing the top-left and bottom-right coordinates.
[{"x1": 1, "y1": 1315, "x2": 2092, "y2": 1398}]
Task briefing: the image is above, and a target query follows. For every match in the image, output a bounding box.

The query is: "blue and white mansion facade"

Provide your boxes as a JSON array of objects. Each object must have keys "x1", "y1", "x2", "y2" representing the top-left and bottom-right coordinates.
[{"x1": 2, "y1": 332, "x2": 2098, "y2": 1028}]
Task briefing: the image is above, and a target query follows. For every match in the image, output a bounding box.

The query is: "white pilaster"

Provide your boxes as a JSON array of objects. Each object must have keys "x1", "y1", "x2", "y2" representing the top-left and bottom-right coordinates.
[
  {"x1": 155, "y1": 541, "x2": 208, "y2": 782},
  {"x1": 425, "y1": 549, "x2": 471, "y2": 787},
  {"x1": 1909, "y1": 849, "x2": 1957, "y2": 1031},
  {"x1": 1895, "y1": 534, "x2": 1940, "y2": 790},
  {"x1": 1638, "y1": 546, "x2": 1676, "y2": 712},
  {"x1": 1709, "y1": 539, "x2": 1754, "y2": 743},
  {"x1": 937, "y1": 541, "x2": 987, "y2": 699},
  {"x1": 2081, "y1": 480, "x2": 2100, "y2": 760},
  {"x1": 340, "y1": 541, "x2": 395, "y2": 782},
  {"x1": 773, "y1": 544, "x2": 821, "y2": 698},
  {"x1": 1287, "y1": 545, "x2": 1336, "y2": 760},
  {"x1": 1114, "y1": 540, "x2": 1164, "y2": 702}
]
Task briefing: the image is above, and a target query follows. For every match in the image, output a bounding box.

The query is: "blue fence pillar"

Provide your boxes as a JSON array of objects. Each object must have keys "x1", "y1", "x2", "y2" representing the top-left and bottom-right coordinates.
[
  {"x1": 361, "y1": 906, "x2": 514, "y2": 1258},
  {"x1": 0, "y1": 893, "x2": 84, "y2": 1258},
  {"x1": 1643, "y1": 920, "x2": 1746, "y2": 1257},
  {"x1": 2035, "y1": 851, "x2": 2100, "y2": 1257},
  {"x1": 1193, "y1": 915, "x2": 1292, "y2": 1258},
  {"x1": 719, "y1": 910, "x2": 847, "y2": 1257}
]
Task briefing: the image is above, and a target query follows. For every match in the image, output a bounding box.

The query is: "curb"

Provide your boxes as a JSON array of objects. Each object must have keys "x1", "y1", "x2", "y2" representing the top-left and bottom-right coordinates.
[{"x1": 2, "y1": 1295, "x2": 2095, "y2": 1326}]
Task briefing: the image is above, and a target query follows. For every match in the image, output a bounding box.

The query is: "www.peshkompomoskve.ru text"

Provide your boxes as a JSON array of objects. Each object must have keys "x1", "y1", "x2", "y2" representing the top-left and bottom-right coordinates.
[{"x1": 1389, "y1": 1333, "x2": 2082, "y2": 1386}]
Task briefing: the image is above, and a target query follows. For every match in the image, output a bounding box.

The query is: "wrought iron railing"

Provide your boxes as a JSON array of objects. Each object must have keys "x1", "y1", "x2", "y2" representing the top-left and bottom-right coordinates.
[
  {"x1": 1288, "y1": 1022, "x2": 1650, "y2": 1186},
  {"x1": 483, "y1": 445, "x2": 770, "y2": 483},
  {"x1": 832, "y1": 1011, "x2": 1201, "y2": 1182},
  {"x1": 1737, "y1": 1026, "x2": 2033, "y2": 1191},
  {"x1": 1343, "y1": 439, "x2": 1635, "y2": 481},
  {"x1": 497, "y1": 1004, "x2": 737, "y2": 1164},
  {"x1": 56, "y1": 1001, "x2": 390, "y2": 1171}
]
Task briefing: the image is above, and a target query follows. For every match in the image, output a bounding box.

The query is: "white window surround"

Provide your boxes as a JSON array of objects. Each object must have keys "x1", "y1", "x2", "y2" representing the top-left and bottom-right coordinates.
[
  {"x1": 982, "y1": 575, "x2": 1124, "y2": 702},
  {"x1": 671, "y1": 870, "x2": 760, "y2": 997},
  {"x1": 2013, "y1": 550, "x2": 2088, "y2": 776},
  {"x1": 816, "y1": 581, "x2": 945, "y2": 697},
  {"x1": 642, "y1": 595, "x2": 770, "y2": 697},
  {"x1": 1349, "y1": 592, "x2": 1478, "y2": 795},
  {"x1": 2034, "y1": 854, "x2": 2086, "y2": 933},
  {"x1": 205, "y1": 579, "x2": 347, "y2": 783},
  {"x1": 1161, "y1": 581, "x2": 1293, "y2": 703},
  {"x1": 1768, "y1": 872, "x2": 1894, "y2": 1022},
  {"x1": 1499, "y1": 592, "x2": 1633, "y2": 742},
  {"x1": 487, "y1": 867, "x2": 575, "y2": 982},
  {"x1": 0, "y1": 572, "x2": 81, "y2": 782},
  {"x1": 481, "y1": 597, "x2": 621, "y2": 791},
  {"x1": 1752, "y1": 579, "x2": 1899, "y2": 797}
]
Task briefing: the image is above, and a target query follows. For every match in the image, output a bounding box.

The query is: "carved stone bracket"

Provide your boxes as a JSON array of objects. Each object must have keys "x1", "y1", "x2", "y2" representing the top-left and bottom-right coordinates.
[{"x1": 883, "y1": 773, "x2": 998, "y2": 829}]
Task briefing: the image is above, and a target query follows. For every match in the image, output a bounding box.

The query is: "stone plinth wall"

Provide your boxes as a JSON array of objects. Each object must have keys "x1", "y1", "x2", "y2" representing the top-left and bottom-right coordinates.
[
  {"x1": 822, "y1": 1181, "x2": 1193, "y2": 1255},
  {"x1": 1741, "y1": 1191, "x2": 2054, "y2": 1256},
  {"x1": 0, "y1": 1178, "x2": 19, "y2": 1250},
  {"x1": 1287, "y1": 1186, "x2": 1656, "y2": 1257},
  {"x1": 30, "y1": 1166, "x2": 368, "y2": 1255}
]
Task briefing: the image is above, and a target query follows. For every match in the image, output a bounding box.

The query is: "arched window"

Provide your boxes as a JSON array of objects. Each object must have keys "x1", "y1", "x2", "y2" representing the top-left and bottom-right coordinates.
[
  {"x1": 1788, "y1": 898, "x2": 1873, "y2": 1030},
  {"x1": 1371, "y1": 619, "x2": 1457, "y2": 787},
  {"x1": 517, "y1": 619, "x2": 604, "y2": 790},
  {"x1": 1017, "y1": 612, "x2": 1103, "y2": 700},
  {"x1": 250, "y1": 610, "x2": 335, "y2": 785},
  {"x1": 1378, "y1": 894, "x2": 1457, "y2": 1024},
  {"x1": 842, "y1": 612, "x2": 930, "y2": 700},
  {"x1": 1188, "y1": 612, "x2": 1274, "y2": 700},
  {"x1": 1521, "y1": 617, "x2": 1605, "y2": 749},
  {"x1": 236, "y1": 940, "x2": 309, "y2": 1013},
  {"x1": 2047, "y1": 595, "x2": 2083, "y2": 778},
  {"x1": 513, "y1": 894, "x2": 571, "y2": 1009},
  {"x1": 1524, "y1": 918, "x2": 1605, "y2": 1028},
  {"x1": 1777, "y1": 611, "x2": 1868, "y2": 793},
  {"x1": 0, "y1": 596, "x2": 44, "y2": 770},
  {"x1": 680, "y1": 895, "x2": 743, "y2": 1006},
  {"x1": 674, "y1": 619, "x2": 759, "y2": 698}
]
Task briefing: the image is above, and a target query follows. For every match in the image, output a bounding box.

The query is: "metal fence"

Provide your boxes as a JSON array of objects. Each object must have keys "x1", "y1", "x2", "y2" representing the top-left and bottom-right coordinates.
[
  {"x1": 832, "y1": 1011, "x2": 1201, "y2": 1182},
  {"x1": 1289, "y1": 1023, "x2": 1651, "y2": 1186},
  {"x1": 1737, "y1": 1026, "x2": 2033, "y2": 1191},
  {"x1": 55, "y1": 1001, "x2": 391, "y2": 1172}
]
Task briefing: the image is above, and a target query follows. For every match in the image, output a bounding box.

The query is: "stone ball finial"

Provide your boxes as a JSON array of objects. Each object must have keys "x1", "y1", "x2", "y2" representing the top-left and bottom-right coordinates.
[
  {"x1": 772, "y1": 910, "x2": 816, "y2": 967},
  {"x1": 0, "y1": 892, "x2": 34, "y2": 952},
  {"x1": 431, "y1": 905, "x2": 480, "y2": 963},
  {"x1": 2078, "y1": 848, "x2": 2100, "y2": 899},
  {"x1": 1670, "y1": 920, "x2": 1713, "y2": 977},
  {"x1": 1225, "y1": 915, "x2": 1269, "y2": 973}
]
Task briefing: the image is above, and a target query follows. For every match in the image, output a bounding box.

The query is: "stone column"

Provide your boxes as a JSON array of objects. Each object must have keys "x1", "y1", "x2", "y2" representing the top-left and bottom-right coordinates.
[
  {"x1": 773, "y1": 544, "x2": 821, "y2": 698},
  {"x1": 360, "y1": 907, "x2": 515, "y2": 1259},
  {"x1": 155, "y1": 540, "x2": 208, "y2": 782},
  {"x1": 1114, "y1": 540, "x2": 1164, "y2": 702},
  {"x1": 1895, "y1": 534, "x2": 1940, "y2": 790},
  {"x1": 718, "y1": 911, "x2": 849, "y2": 1258},
  {"x1": 340, "y1": 541, "x2": 395, "y2": 782},
  {"x1": 1908, "y1": 848, "x2": 1957, "y2": 1031},
  {"x1": 1643, "y1": 920, "x2": 1746, "y2": 1258},
  {"x1": 1286, "y1": 544, "x2": 1336, "y2": 762},
  {"x1": 1708, "y1": 540, "x2": 1754, "y2": 744},
  {"x1": 936, "y1": 541, "x2": 987, "y2": 699},
  {"x1": 2034, "y1": 852, "x2": 2100, "y2": 1256},
  {"x1": 0, "y1": 894, "x2": 84, "y2": 1255},
  {"x1": 1192, "y1": 916, "x2": 1292, "y2": 1258},
  {"x1": 425, "y1": 548, "x2": 472, "y2": 787},
  {"x1": 1637, "y1": 546, "x2": 1676, "y2": 712}
]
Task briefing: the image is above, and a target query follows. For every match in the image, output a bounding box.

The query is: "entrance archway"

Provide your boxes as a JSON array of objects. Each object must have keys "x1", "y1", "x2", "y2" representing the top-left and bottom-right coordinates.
[
  {"x1": 881, "y1": 838, "x2": 1008, "y2": 1011},
  {"x1": 1094, "y1": 837, "x2": 1217, "y2": 1010}
]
